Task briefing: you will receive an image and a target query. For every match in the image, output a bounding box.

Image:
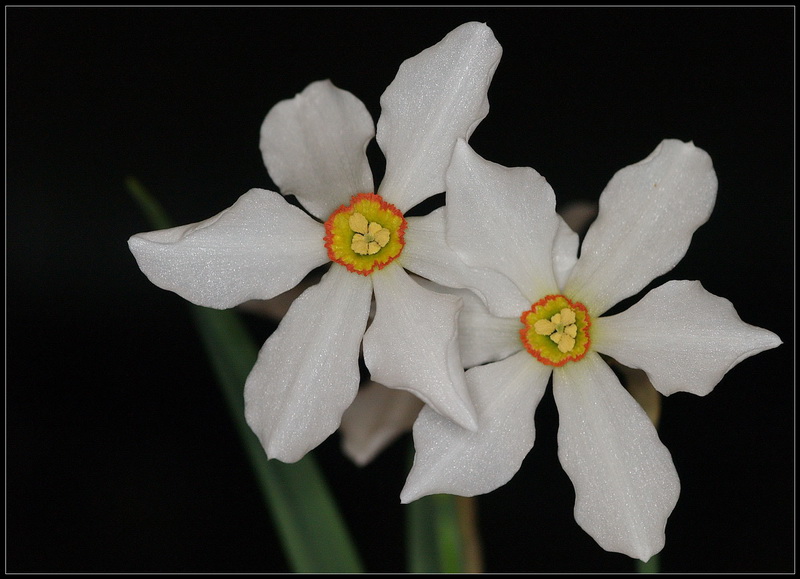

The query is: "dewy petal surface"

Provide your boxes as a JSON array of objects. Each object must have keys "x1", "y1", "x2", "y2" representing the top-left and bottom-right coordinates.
[
  {"x1": 363, "y1": 263, "x2": 478, "y2": 431},
  {"x1": 376, "y1": 22, "x2": 501, "y2": 213},
  {"x1": 244, "y1": 263, "x2": 372, "y2": 463},
  {"x1": 412, "y1": 277, "x2": 523, "y2": 368},
  {"x1": 593, "y1": 280, "x2": 783, "y2": 396},
  {"x1": 553, "y1": 352, "x2": 680, "y2": 562},
  {"x1": 401, "y1": 350, "x2": 548, "y2": 503},
  {"x1": 446, "y1": 140, "x2": 561, "y2": 303},
  {"x1": 565, "y1": 139, "x2": 718, "y2": 316},
  {"x1": 339, "y1": 381, "x2": 424, "y2": 467},
  {"x1": 260, "y1": 80, "x2": 375, "y2": 220},
  {"x1": 402, "y1": 207, "x2": 531, "y2": 319},
  {"x1": 450, "y1": 284, "x2": 524, "y2": 369},
  {"x1": 552, "y1": 215, "x2": 581, "y2": 290},
  {"x1": 128, "y1": 189, "x2": 327, "y2": 309}
]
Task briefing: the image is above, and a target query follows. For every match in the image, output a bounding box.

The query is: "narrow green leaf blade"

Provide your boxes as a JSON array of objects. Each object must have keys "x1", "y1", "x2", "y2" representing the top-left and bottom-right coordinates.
[
  {"x1": 406, "y1": 492, "x2": 467, "y2": 573},
  {"x1": 192, "y1": 306, "x2": 364, "y2": 573},
  {"x1": 125, "y1": 176, "x2": 172, "y2": 230},
  {"x1": 127, "y1": 178, "x2": 364, "y2": 573}
]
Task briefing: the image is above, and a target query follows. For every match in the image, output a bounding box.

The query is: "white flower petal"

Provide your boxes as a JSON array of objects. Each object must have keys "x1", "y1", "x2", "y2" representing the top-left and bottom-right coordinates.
[
  {"x1": 565, "y1": 139, "x2": 718, "y2": 316},
  {"x1": 244, "y1": 263, "x2": 373, "y2": 463},
  {"x1": 446, "y1": 139, "x2": 561, "y2": 302},
  {"x1": 453, "y1": 285, "x2": 524, "y2": 368},
  {"x1": 410, "y1": 276, "x2": 523, "y2": 368},
  {"x1": 260, "y1": 80, "x2": 375, "y2": 220},
  {"x1": 615, "y1": 363, "x2": 663, "y2": 428},
  {"x1": 237, "y1": 272, "x2": 320, "y2": 322},
  {"x1": 339, "y1": 381, "x2": 424, "y2": 467},
  {"x1": 363, "y1": 263, "x2": 478, "y2": 431},
  {"x1": 402, "y1": 207, "x2": 531, "y2": 319},
  {"x1": 128, "y1": 189, "x2": 327, "y2": 309},
  {"x1": 593, "y1": 280, "x2": 783, "y2": 396},
  {"x1": 376, "y1": 22, "x2": 502, "y2": 212},
  {"x1": 553, "y1": 352, "x2": 680, "y2": 562},
  {"x1": 401, "y1": 350, "x2": 548, "y2": 503},
  {"x1": 552, "y1": 215, "x2": 581, "y2": 290}
]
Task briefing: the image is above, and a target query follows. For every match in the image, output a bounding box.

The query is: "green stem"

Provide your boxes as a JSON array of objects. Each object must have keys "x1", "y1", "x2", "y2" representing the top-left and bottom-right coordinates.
[{"x1": 636, "y1": 553, "x2": 660, "y2": 573}]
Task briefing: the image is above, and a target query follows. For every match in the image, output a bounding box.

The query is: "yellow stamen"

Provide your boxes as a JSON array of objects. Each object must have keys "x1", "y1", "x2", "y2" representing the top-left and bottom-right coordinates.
[
  {"x1": 534, "y1": 305, "x2": 580, "y2": 352},
  {"x1": 349, "y1": 213, "x2": 369, "y2": 235},
  {"x1": 556, "y1": 334, "x2": 575, "y2": 353},
  {"x1": 349, "y1": 212, "x2": 391, "y2": 256},
  {"x1": 533, "y1": 319, "x2": 556, "y2": 335}
]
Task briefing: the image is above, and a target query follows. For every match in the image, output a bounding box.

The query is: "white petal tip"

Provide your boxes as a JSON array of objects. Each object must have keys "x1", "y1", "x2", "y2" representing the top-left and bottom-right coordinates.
[
  {"x1": 399, "y1": 487, "x2": 424, "y2": 505},
  {"x1": 340, "y1": 444, "x2": 373, "y2": 468},
  {"x1": 451, "y1": 404, "x2": 479, "y2": 432},
  {"x1": 262, "y1": 439, "x2": 307, "y2": 465},
  {"x1": 419, "y1": 398, "x2": 478, "y2": 432}
]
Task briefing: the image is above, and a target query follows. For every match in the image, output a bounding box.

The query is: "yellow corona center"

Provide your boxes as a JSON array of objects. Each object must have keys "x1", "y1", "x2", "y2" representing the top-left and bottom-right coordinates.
[
  {"x1": 520, "y1": 295, "x2": 591, "y2": 366},
  {"x1": 324, "y1": 193, "x2": 406, "y2": 275}
]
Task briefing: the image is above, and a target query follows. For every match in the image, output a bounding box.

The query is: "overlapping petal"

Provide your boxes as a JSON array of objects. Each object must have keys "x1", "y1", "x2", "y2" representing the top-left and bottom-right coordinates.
[
  {"x1": 552, "y1": 215, "x2": 581, "y2": 290},
  {"x1": 450, "y1": 285, "x2": 524, "y2": 368},
  {"x1": 244, "y1": 263, "x2": 372, "y2": 463},
  {"x1": 565, "y1": 139, "x2": 718, "y2": 316},
  {"x1": 553, "y1": 352, "x2": 680, "y2": 561},
  {"x1": 128, "y1": 189, "x2": 327, "y2": 309},
  {"x1": 401, "y1": 350, "x2": 548, "y2": 503},
  {"x1": 446, "y1": 139, "x2": 562, "y2": 303},
  {"x1": 340, "y1": 381, "x2": 424, "y2": 467},
  {"x1": 411, "y1": 277, "x2": 522, "y2": 368},
  {"x1": 260, "y1": 80, "x2": 375, "y2": 220},
  {"x1": 376, "y1": 22, "x2": 502, "y2": 213},
  {"x1": 593, "y1": 280, "x2": 783, "y2": 396},
  {"x1": 363, "y1": 263, "x2": 478, "y2": 431},
  {"x1": 402, "y1": 208, "x2": 531, "y2": 319}
]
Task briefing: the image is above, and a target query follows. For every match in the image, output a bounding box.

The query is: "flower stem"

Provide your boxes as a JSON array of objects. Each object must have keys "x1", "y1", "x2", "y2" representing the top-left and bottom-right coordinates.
[
  {"x1": 636, "y1": 553, "x2": 661, "y2": 573},
  {"x1": 456, "y1": 496, "x2": 484, "y2": 573}
]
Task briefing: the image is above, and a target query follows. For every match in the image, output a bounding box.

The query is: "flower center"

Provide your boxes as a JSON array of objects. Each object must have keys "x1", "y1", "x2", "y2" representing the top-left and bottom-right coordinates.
[
  {"x1": 520, "y1": 295, "x2": 591, "y2": 366},
  {"x1": 324, "y1": 193, "x2": 406, "y2": 275}
]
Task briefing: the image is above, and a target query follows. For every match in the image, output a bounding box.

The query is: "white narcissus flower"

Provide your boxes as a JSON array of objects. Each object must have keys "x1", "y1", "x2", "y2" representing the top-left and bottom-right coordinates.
[
  {"x1": 128, "y1": 22, "x2": 516, "y2": 463},
  {"x1": 401, "y1": 138, "x2": 782, "y2": 561},
  {"x1": 337, "y1": 202, "x2": 600, "y2": 467}
]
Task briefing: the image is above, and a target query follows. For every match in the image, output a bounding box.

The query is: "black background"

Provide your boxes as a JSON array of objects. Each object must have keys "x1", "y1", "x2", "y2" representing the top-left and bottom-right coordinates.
[{"x1": 7, "y1": 6, "x2": 794, "y2": 573}]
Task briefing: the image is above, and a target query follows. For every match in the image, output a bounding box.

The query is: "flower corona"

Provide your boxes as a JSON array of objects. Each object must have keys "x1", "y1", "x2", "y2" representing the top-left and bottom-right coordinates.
[
  {"x1": 520, "y1": 294, "x2": 591, "y2": 366},
  {"x1": 324, "y1": 193, "x2": 407, "y2": 275}
]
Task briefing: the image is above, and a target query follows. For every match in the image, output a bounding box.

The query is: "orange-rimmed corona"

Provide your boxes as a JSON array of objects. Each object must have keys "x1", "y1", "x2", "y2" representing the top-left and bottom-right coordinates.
[
  {"x1": 324, "y1": 193, "x2": 407, "y2": 276},
  {"x1": 520, "y1": 294, "x2": 591, "y2": 367}
]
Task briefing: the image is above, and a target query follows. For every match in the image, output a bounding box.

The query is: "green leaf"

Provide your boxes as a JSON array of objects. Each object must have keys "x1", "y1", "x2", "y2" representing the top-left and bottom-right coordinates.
[
  {"x1": 127, "y1": 177, "x2": 364, "y2": 573},
  {"x1": 406, "y1": 493, "x2": 462, "y2": 572},
  {"x1": 191, "y1": 307, "x2": 364, "y2": 573},
  {"x1": 125, "y1": 176, "x2": 172, "y2": 231},
  {"x1": 405, "y1": 443, "x2": 482, "y2": 573},
  {"x1": 407, "y1": 492, "x2": 485, "y2": 573}
]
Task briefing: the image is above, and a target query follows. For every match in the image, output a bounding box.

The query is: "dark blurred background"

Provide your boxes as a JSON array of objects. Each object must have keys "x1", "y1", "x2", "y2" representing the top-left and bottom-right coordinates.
[{"x1": 7, "y1": 6, "x2": 794, "y2": 573}]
